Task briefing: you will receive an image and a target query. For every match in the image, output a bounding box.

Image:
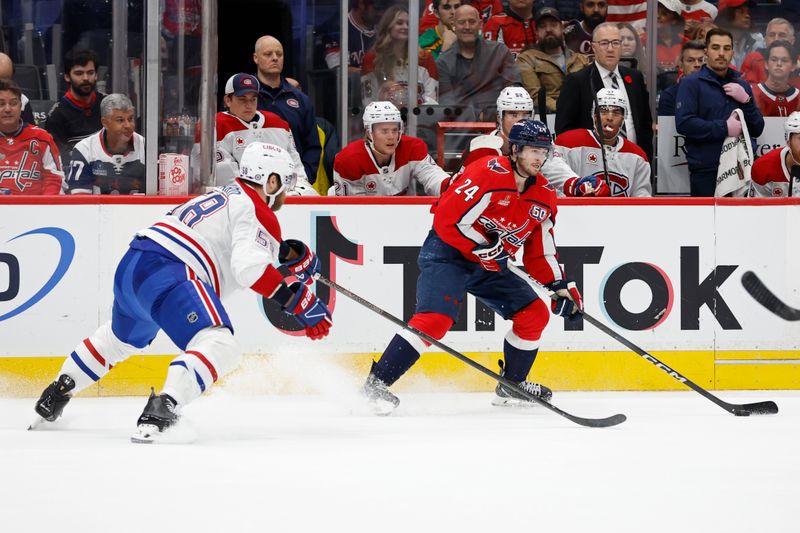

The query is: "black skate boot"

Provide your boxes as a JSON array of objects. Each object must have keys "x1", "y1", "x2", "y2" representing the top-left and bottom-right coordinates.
[
  {"x1": 362, "y1": 368, "x2": 400, "y2": 416},
  {"x1": 131, "y1": 388, "x2": 180, "y2": 443},
  {"x1": 492, "y1": 360, "x2": 552, "y2": 407},
  {"x1": 33, "y1": 374, "x2": 76, "y2": 423}
]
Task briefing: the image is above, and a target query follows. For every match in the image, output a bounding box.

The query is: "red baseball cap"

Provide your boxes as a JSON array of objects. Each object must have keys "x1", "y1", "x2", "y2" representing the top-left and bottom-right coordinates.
[{"x1": 718, "y1": 0, "x2": 749, "y2": 11}]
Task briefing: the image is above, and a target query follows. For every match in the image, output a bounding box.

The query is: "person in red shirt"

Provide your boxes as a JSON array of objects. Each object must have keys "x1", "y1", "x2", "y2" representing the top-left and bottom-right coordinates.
[
  {"x1": 750, "y1": 111, "x2": 800, "y2": 197},
  {"x1": 0, "y1": 79, "x2": 63, "y2": 195},
  {"x1": 482, "y1": 0, "x2": 536, "y2": 58},
  {"x1": 740, "y1": 17, "x2": 795, "y2": 84},
  {"x1": 751, "y1": 41, "x2": 800, "y2": 117},
  {"x1": 419, "y1": 0, "x2": 502, "y2": 34},
  {"x1": 360, "y1": 119, "x2": 583, "y2": 415}
]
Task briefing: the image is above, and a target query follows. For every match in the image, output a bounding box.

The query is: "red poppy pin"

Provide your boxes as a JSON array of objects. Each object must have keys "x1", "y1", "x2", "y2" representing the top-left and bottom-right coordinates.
[{"x1": 624, "y1": 75, "x2": 633, "y2": 84}]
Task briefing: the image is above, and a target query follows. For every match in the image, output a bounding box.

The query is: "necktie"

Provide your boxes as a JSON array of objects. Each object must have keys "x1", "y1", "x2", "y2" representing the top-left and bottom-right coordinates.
[{"x1": 609, "y1": 72, "x2": 627, "y2": 138}]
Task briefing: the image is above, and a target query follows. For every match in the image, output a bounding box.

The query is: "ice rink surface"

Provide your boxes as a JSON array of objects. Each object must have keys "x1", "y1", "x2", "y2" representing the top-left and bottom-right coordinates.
[{"x1": 2, "y1": 387, "x2": 797, "y2": 533}]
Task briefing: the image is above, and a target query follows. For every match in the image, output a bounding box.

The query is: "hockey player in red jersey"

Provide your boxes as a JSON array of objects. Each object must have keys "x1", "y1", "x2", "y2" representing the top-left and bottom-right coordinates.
[
  {"x1": 750, "y1": 111, "x2": 800, "y2": 197},
  {"x1": 362, "y1": 119, "x2": 582, "y2": 414},
  {"x1": 550, "y1": 88, "x2": 651, "y2": 197},
  {"x1": 31, "y1": 143, "x2": 332, "y2": 442},
  {"x1": 333, "y1": 101, "x2": 450, "y2": 196}
]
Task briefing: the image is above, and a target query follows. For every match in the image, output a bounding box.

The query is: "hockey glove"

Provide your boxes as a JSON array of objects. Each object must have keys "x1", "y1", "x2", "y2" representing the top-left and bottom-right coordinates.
[
  {"x1": 279, "y1": 239, "x2": 320, "y2": 285},
  {"x1": 547, "y1": 280, "x2": 583, "y2": 321},
  {"x1": 564, "y1": 175, "x2": 609, "y2": 197},
  {"x1": 283, "y1": 282, "x2": 333, "y2": 340},
  {"x1": 473, "y1": 235, "x2": 509, "y2": 272}
]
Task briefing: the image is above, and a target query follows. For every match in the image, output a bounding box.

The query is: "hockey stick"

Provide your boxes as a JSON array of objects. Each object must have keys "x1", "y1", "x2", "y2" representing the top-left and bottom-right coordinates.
[
  {"x1": 589, "y1": 73, "x2": 611, "y2": 185},
  {"x1": 508, "y1": 263, "x2": 779, "y2": 416},
  {"x1": 741, "y1": 271, "x2": 800, "y2": 321},
  {"x1": 315, "y1": 274, "x2": 626, "y2": 428}
]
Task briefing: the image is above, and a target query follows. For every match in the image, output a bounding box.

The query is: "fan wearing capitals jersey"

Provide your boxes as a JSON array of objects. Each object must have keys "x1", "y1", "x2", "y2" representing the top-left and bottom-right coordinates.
[
  {"x1": 333, "y1": 101, "x2": 449, "y2": 196},
  {"x1": 750, "y1": 111, "x2": 800, "y2": 197},
  {"x1": 550, "y1": 88, "x2": 651, "y2": 197},
  {"x1": 32, "y1": 143, "x2": 333, "y2": 442},
  {"x1": 361, "y1": 119, "x2": 583, "y2": 415},
  {"x1": 214, "y1": 73, "x2": 316, "y2": 195}
]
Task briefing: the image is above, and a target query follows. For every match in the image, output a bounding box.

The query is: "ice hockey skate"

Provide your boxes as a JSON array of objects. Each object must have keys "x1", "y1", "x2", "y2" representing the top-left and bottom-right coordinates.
[
  {"x1": 362, "y1": 372, "x2": 400, "y2": 416},
  {"x1": 29, "y1": 374, "x2": 76, "y2": 429},
  {"x1": 131, "y1": 389, "x2": 180, "y2": 444},
  {"x1": 492, "y1": 361, "x2": 552, "y2": 407}
]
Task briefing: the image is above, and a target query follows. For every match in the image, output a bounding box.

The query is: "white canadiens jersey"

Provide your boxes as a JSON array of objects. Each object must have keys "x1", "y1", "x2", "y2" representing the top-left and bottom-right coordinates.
[
  {"x1": 214, "y1": 111, "x2": 314, "y2": 194},
  {"x1": 333, "y1": 135, "x2": 448, "y2": 196},
  {"x1": 137, "y1": 180, "x2": 283, "y2": 299},
  {"x1": 67, "y1": 130, "x2": 146, "y2": 194},
  {"x1": 551, "y1": 129, "x2": 652, "y2": 197},
  {"x1": 750, "y1": 146, "x2": 800, "y2": 197}
]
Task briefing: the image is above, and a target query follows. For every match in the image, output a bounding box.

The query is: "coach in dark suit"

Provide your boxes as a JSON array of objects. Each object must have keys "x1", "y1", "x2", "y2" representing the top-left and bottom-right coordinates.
[{"x1": 555, "y1": 22, "x2": 653, "y2": 162}]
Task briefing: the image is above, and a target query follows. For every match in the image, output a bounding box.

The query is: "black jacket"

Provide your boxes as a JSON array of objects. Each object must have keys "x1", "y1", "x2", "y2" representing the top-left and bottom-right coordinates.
[
  {"x1": 44, "y1": 91, "x2": 106, "y2": 169},
  {"x1": 555, "y1": 63, "x2": 653, "y2": 162}
]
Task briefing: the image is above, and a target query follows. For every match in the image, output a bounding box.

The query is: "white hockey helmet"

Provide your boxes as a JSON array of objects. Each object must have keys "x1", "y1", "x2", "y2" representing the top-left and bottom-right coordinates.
[
  {"x1": 363, "y1": 101, "x2": 403, "y2": 136},
  {"x1": 239, "y1": 142, "x2": 297, "y2": 207},
  {"x1": 496, "y1": 86, "x2": 533, "y2": 124},
  {"x1": 785, "y1": 111, "x2": 800, "y2": 143},
  {"x1": 593, "y1": 88, "x2": 627, "y2": 116}
]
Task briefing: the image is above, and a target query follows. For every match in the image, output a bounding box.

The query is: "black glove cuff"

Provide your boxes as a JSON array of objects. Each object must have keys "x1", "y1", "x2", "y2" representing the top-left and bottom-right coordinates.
[{"x1": 271, "y1": 282, "x2": 296, "y2": 309}]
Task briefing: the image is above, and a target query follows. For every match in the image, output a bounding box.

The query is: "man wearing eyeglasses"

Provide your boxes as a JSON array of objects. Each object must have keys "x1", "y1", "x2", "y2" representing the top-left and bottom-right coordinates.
[{"x1": 555, "y1": 22, "x2": 653, "y2": 162}]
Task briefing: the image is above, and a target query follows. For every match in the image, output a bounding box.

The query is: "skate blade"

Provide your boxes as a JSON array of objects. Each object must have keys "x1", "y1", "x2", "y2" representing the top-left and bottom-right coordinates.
[
  {"x1": 370, "y1": 399, "x2": 397, "y2": 416},
  {"x1": 28, "y1": 416, "x2": 47, "y2": 430},
  {"x1": 131, "y1": 422, "x2": 196, "y2": 445},
  {"x1": 491, "y1": 396, "x2": 539, "y2": 408}
]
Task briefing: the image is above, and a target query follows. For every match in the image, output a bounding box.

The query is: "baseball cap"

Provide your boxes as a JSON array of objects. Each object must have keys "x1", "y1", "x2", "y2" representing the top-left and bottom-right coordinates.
[
  {"x1": 535, "y1": 7, "x2": 561, "y2": 23},
  {"x1": 718, "y1": 0, "x2": 749, "y2": 11},
  {"x1": 225, "y1": 73, "x2": 260, "y2": 96},
  {"x1": 657, "y1": 0, "x2": 683, "y2": 14}
]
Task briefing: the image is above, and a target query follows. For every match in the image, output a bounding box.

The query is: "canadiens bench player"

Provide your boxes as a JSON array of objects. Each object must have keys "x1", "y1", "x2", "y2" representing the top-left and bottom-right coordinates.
[
  {"x1": 31, "y1": 143, "x2": 332, "y2": 442},
  {"x1": 750, "y1": 111, "x2": 800, "y2": 197},
  {"x1": 361, "y1": 119, "x2": 583, "y2": 414},
  {"x1": 549, "y1": 88, "x2": 651, "y2": 197},
  {"x1": 333, "y1": 101, "x2": 450, "y2": 196}
]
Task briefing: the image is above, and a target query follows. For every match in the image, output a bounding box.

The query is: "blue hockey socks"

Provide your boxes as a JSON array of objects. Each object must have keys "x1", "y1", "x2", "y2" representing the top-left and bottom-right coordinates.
[
  {"x1": 370, "y1": 333, "x2": 422, "y2": 386},
  {"x1": 501, "y1": 339, "x2": 539, "y2": 382}
]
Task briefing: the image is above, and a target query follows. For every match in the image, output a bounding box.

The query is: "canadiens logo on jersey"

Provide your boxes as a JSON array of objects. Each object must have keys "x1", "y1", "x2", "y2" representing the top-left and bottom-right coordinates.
[
  {"x1": 602, "y1": 172, "x2": 631, "y2": 196},
  {"x1": 487, "y1": 158, "x2": 510, "y2": 174}
]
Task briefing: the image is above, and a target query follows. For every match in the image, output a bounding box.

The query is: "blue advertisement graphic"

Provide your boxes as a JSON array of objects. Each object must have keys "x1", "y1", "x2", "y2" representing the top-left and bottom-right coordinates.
[{"x1": 0, "y1": 227, "x2": 75, "y2": 322}]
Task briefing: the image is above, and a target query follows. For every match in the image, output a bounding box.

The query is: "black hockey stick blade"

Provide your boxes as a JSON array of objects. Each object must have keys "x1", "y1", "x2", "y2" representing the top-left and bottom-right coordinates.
[
  {"x1": 741, "y1": 271, "x2": 800, "y2": 321},
  {"x1": 508, "y1": 264, "x2": 779, "y2": 417},
  {"x1": 315, "y1": 274, "x2": 626, "y2": 428}
]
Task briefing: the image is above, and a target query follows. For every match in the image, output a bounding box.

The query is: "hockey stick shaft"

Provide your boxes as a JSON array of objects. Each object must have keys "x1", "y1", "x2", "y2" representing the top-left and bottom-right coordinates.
[
  {"x1": 741, "y1": 271, "x2": 800, "y2": 321},
  {"x1": 315, "y1": 274, "x2": 626, "y2": 428},
  {"x1": 589, "y1": 73, "x2": 611, "y2": 183},
  {"x1": 508, "y1": 263, "x2": 778, "y2": 416}
]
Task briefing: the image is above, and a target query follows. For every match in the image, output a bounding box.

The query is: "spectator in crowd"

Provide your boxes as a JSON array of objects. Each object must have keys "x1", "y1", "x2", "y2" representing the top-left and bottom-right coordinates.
[
  {"x1": 459, "y1": 86, "x2": 579, "y2": 188},
  {"x1": 656, "y1": 0, "x2": 685, "y2": 73},
  {"x1": 483, "y1": 0, "x2": 536, "y2": 58},
  {"x1": 321, "y1": 0, "x2": 378, "y2": 72},
  {"x1": 45, "y1": 48, "x2": 106, "y2": 170},
  {"x1": 361, "y1": 5, "x2": 439, "y2": 107},
  {"x1": 419, "y1": 0, "x2": 502, "y2": 34},
  {"x1": 740, "y1": 18, "x2": 795, "y2": 84},
  {"x1": 751, "y1": 41, "x2": 800, "y2": 117},
  {"x1": 420, "y1": 0, "x2": 462, "y2": 60},
  {"x1": 749, "y1": 111, "x2": 800, "y2": 197},
  {"x1": 517, "y1": 7, "x2": 591, "y2": 113},
  {"x1": 214, "y1": 73, "x2": 315, "y2": 194},
  {"x1": 333, "y1": 101, "x2": 449, "y2": 196},
  {"x1": 564, "y1": 0, "x2": 608, "y2": 59},
  {"x1": 540, "y1": 0, "x2": 582, "y2": 22},
  {"x1": 437, "y1": 4, "x2": 520, "y2": 119},
  {"x1": 617, "y1": 22, "x2": 644, "y2": 71},
  {"x1": 681, "y1": 0, "x2": 719, "y2": 41},
  {"x1": 717, "y1": 0, "x2": 764, "y2": 68},
  {"x1": 658, "y1": 39, "x2": 706, "y2": 115},
  {"x1": 556, "y1": 22, "x2": 653, "y2": 162},
  {"x1": 0, "y1": 52, "x2": 36, "y2": 125},
  {"x1": 688, "y1": 20, "x2": 717, "y2": 42},
  {"x1": 676, "y1": 28, "x2": 764, "y2": 196},
  {"x1": 550, "y1": 88, "x2": 651, "y2": 197},
  {"x1": 66, "y1": 93, "x2": 145, "y2": 195},
  {"x1": 0, "y1": 79, "x2": 63, "y2": 195},
  {"x1": 253, "y1": 35, "x2": 321, "y2": 182}
]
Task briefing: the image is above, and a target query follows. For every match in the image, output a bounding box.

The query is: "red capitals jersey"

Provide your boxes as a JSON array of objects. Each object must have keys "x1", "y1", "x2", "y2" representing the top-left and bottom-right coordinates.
[
  {"x1": 433, "y1": 155, "x2": 564, "y2": 285},
  {"x1": 483, "y1": 12, "x2": 536, "y2": 58},
  {"x1": 0, "y1": 123, "x2": 63, "y2": 195},
  {"x1": 751, "y1": 83, "x2": 800, "y2": 117},
  {"x1": 750, "y1": 146, "x2": 799, "y2": 197},
  {"x1": 419, "y1": 0, "x2": 503, "y2": 33}
]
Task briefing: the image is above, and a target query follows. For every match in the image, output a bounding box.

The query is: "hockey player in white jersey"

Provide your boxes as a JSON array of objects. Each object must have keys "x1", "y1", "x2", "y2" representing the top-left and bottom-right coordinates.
[
  {"x1": 459, "y1": 86, "x2": 579, "y2": 186},
  {"x1": 333, "y1": 101, "x2": 450, "y2": 196},
  {"x1": 31, "y1": 143, "x2": 332, "y2": 442},
  {"x1": 212, "y1": 73, "x2": 317, "y2": 195},
  {"x1": 550, "y1": 88, "x2": 652, "y2": 197}
]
